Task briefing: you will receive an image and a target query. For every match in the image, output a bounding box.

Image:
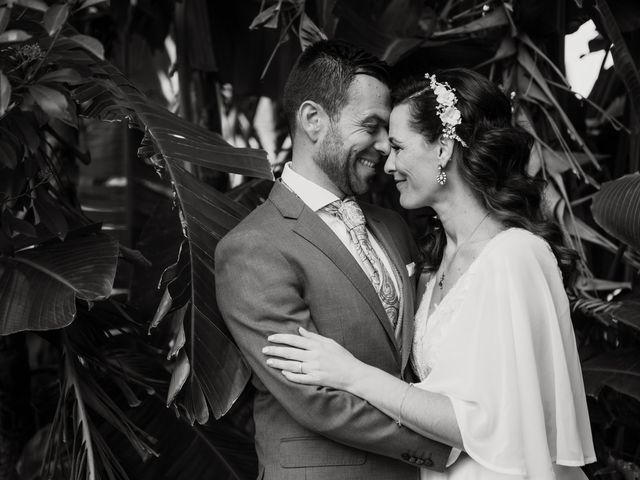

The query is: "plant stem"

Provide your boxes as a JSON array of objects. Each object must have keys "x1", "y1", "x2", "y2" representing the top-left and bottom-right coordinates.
[{"x1": 64, "y1": 352, "x2": 97, "y2": 480}]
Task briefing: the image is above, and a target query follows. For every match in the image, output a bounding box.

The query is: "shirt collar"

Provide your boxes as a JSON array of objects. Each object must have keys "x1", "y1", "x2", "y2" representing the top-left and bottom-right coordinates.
[{"x1": 280, "y1": 162, "x2": 341, "y2": 212}]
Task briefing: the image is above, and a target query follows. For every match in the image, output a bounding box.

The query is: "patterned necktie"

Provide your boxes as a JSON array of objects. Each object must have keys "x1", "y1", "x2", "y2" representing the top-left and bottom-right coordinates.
[{"x1": 323, "y1": 198, "x2": 400, "y2": 328}]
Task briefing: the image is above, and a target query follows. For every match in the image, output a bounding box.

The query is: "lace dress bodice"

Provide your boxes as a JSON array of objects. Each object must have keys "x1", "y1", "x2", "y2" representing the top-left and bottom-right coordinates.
[{"x1": 411, "y1": 264, "x2": 478, "y2": 382}]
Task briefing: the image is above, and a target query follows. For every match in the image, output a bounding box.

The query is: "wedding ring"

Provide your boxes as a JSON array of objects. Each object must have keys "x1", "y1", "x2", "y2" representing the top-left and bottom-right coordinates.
[{"x1": 297, "y1": 362, "x2": 304, "y2": 374}]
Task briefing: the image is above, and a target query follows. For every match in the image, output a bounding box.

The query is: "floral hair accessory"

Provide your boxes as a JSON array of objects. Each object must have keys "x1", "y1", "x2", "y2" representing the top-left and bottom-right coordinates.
[{"x1": 409, "y1": 73, "x2": 468, "y2": 148}]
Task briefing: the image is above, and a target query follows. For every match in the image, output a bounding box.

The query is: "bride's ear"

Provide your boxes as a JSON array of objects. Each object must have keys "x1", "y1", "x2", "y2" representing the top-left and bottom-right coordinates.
[{"x1": 436, "y1": 136, "x2": 455, "y2": 168}]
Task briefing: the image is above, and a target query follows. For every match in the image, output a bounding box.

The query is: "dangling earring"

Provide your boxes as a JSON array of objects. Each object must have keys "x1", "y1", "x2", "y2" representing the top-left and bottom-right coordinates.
[{"x1": 436, "y1": 164, "x2": 447, "y2": 185}]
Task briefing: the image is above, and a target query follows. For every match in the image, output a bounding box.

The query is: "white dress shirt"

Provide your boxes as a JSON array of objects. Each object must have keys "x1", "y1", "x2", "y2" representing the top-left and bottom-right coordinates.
[{"x1": 280, "y1": 162, "x2": 401, "y2": 312}]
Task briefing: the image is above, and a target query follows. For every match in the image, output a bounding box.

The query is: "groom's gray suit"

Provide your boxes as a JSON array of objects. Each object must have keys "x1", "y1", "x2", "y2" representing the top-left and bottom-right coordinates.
[{"x1": 215, "y1": 180, "x2": 451, "y2": 479}]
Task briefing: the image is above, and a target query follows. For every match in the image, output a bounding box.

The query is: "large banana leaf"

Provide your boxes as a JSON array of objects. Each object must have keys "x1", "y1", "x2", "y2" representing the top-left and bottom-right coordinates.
[
  {"x1": 591, "y1": 173, "x2": 640, "y2": 252},
  {"x1": 0, "y1": 233, "x2": 118, "y2": 335},
  {"x1": 44, "y1": 37, "x2": 271, "y2": 418},
  {"x1": 45, "y1": 37, "x2": 271, "y2": 179},
  {"x1": 582, "y1": 349, "x2": 640, "y2": 403},
  {"x1": 159, "y1": 163, "x2": 255, "y2": 421}
]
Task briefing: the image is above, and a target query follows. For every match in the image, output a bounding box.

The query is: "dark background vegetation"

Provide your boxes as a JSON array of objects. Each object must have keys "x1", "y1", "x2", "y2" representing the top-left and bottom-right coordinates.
[{"x1": 0, "y1": 0, "x2": 639, "y2": 479}]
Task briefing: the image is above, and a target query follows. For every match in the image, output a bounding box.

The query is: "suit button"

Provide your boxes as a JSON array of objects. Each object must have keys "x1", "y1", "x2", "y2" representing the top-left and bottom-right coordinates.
[
  {"x1": 401, "y1": 453, "x2": 410, "y2": 461},
  {"x1": 409, "y1": 456, "x2": 417, "y2": 463},
  {"x1": 415, "y1": 459, "x2": 425, "y2": 465},
  {"x1": 423, "y1": 458, "x2": 433, "y2": 467}
]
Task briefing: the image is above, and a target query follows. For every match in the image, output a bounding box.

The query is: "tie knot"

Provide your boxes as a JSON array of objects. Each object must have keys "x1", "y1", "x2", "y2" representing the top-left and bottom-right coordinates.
[{"x1": 324, "y1": 197, "x2": 366, "y2": 231}]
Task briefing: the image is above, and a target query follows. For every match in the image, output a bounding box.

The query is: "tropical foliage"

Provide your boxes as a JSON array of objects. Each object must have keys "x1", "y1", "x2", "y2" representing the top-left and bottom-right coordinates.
[{"x1": 0, "y1": 0, "x2": 638, "y2": 479}]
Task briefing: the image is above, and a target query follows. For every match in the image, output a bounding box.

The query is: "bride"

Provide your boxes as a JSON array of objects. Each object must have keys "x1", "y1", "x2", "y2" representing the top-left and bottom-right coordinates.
[{"x1": 262, "y1": 69, "x2": 596, "y2": 479}]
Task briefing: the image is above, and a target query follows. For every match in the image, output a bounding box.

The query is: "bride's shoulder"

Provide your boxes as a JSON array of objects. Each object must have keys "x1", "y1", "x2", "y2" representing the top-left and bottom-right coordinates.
[
  {"x1": 493, "y1": 227, "x2": 550, "y2": 251},
  {"x1": 486, "y1": 228, "x2": 556, "y2": 268}
]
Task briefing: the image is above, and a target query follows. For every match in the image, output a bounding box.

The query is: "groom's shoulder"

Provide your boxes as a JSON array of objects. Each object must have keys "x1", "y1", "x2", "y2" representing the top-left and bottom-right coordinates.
[{"x1": 217, "y1": 199, "x2": 284, "y2": 250}]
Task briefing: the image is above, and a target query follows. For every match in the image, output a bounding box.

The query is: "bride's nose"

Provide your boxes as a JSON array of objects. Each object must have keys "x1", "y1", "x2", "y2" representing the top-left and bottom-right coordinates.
[{"x1": 384, "y1": 152, "x2": 396, "y2": 175}]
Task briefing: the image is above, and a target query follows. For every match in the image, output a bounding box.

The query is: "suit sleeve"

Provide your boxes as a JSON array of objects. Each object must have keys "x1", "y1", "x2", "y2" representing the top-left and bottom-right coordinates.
[{"x1": 215, "y1": 227, "x2": 452, "y2": 471}]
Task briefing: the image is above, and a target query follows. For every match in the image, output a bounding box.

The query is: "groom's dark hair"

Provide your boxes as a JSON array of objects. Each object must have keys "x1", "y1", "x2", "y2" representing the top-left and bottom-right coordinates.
[{"x1": 283, "y1": 40, "x2": 389, "y2": 136}]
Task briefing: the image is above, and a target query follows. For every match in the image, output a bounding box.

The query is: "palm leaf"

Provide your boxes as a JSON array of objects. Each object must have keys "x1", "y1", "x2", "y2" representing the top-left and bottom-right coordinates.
[
  {"x1": 0, "y1": 233, "x2": 118, "y2": 335},
  {"x1": 431, "y1": 5, "x2": 509, "y2": 38},
  {"x1": 160, "y1": 163, "x2": 254, "y2": 420},
  {"x1": 46, "y1": 37, "x2": 271, "y2": 179},
  {"x1": 582, "y1": 349, "x2": 640, "y2": 403},
  {"x1": 596, "y1": 0, "x2": 640, "y2": 118},
  {"x1": 44, "y1": 34, "x2": 272, "y2": 419},
  {"x1": 591, "y1": 173, "x2": 640, "y2": 252}
]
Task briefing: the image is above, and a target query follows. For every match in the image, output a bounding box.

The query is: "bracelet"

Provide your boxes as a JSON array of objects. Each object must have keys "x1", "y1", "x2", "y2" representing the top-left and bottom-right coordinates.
[{"x1": 396, "y1": 383, "x2": 414, "y2": 427}]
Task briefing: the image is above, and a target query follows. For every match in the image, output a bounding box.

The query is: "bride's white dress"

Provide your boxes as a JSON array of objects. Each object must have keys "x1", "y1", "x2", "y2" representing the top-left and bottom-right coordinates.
[{"x1": 411, "y1": 228, "x2": 596, "y2": 480}]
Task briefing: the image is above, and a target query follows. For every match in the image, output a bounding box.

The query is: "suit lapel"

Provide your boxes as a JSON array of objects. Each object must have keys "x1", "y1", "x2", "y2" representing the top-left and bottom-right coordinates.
[
  {"x1": 269, "y1": 183, "x2": 400, "y2": 358},
  {"x1": 362, "y1": 206, "x2": 415, "y2": 373}
]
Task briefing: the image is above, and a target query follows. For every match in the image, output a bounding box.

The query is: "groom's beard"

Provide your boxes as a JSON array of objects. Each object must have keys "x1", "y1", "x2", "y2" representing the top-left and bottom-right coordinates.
[{"x1": 314, "y1": 125, "x2": 370, "y2": 196}]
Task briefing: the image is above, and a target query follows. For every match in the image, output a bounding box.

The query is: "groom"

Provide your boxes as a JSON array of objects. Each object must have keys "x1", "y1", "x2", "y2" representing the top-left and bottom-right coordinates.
[{"x1": 215, "y1": 40, "x2": 451, "y2": 479}]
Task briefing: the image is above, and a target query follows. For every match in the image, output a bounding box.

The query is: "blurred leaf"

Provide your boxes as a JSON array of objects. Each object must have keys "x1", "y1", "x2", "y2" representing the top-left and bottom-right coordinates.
[
  {"x1": 249, "y1": 3, "x2": 281, "y2": 30},
  {"x1": 118, "y1": 245, "x2": 151, "y2": 267},
  {"x1": 0, "y1": 7, "x2": 10, "y2": 35},
  {"x1": 583, "y1": 349, "x2": 640, "y2": 402},
  {"x1": 43, "y1": 3, "x2": 69, "y2": 36},
  {"x1": 39, "y1": 67, "x2": 85, "y2": 85},
  {"x1": 575, "y1": 277, "x2": 632, "y2": 292},
  {"x1": 0, "y1": 29, "x2": 31, "y2": 43},
  {"x1": 1, "y1": 209, "x2": 36, "y2": 237},
  {"x1": 298, "y1": 12, "x2": 327, "y2": 51},
  {"x1": 518, "y1": 32, "x2": 569, "y2": 86},
  {"x1": 16, "y1": 423, "x2": 51, "y2": 480},
  {"x1": 14, "y1": 0, "x2": 47, "y2": 12},
  {"x1": 431, "y1": 5, "x2": 508, "y2": 38},
  {"x1": 69, "y1": 34, "x2": 104, "y2": 59},
  {"x1": 80, "y1": 0, "x2": 108, "y2": 9},
  {"x1": 0, "y1": 233, "x2": 118, "y2": 335},
  {"x1": 0, "y1": 70, "x2": 11, "y2": 116},
  {"x1": 596, "y1": 0, "x2": 640, "y2": 118},
  {"x1": 33, "y1": 188, "x2": 68, "y2": 239},
  {"x1": 591, "y1": 173, "x2": 640, "y2": 252},
  {"x1": 27, "y1": 84, "x2": 74, "y2": 123},
  {"x1": 108, "y1": 396, "x2": 257, "y2": 480},
  {"x1": 0, "y1": 138, "x2": 17, "y2": 168},
  {"x1": 517, "y1": 47, "x2": 600, "y2": 170},
  {"x1": 475, "y1": 36, "x2": 516, "y2": 67},
  {"x1": 611, "y1": 299, "x2": 640, "y2": 333}
]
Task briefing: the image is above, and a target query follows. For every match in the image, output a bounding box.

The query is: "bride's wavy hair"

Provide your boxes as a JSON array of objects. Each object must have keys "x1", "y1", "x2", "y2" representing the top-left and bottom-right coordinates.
[{"x1": 392, "y1": 68, "x2": 578, "y2": 286}]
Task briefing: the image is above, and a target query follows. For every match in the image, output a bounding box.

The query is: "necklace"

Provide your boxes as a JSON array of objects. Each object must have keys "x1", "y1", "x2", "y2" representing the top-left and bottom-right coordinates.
[{"x1": 437, "y1": 212, "x2": 491, "y2": 290}]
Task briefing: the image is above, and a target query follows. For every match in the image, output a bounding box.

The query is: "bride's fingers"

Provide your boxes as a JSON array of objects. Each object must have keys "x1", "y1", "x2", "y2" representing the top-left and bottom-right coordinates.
[
  {"x1": 265, "y1": 358, "x2": 303, "y2": 372},
  {"x1": 281, "y1": 370, "x2": 320, "y2": 385},
  {"x1": 268, "y1": 333, "x2": 314, "y2": 349},
  {"x1": 262, "y1": 345, "x2": 308, "y2": 361}
]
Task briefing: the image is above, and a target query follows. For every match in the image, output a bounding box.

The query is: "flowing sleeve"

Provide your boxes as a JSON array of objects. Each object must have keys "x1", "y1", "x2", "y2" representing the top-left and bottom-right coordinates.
[{"x1": 414, "y1": 230, "x2": 595, "y2": 476}]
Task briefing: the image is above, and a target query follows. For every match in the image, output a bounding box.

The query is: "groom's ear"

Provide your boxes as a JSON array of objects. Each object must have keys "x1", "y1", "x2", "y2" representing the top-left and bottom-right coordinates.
[
  {"x1": 298, "y1": 101, "x2": 327, "y2": 142},
  {"x1": 437, "y1": 135, "x2": 455, "y2": 167}
]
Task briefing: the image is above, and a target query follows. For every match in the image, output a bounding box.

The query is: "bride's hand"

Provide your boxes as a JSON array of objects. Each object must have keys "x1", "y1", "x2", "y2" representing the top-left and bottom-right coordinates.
[{"x1": 263, "y1": 327, "x2": 364, "y2": 391}]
